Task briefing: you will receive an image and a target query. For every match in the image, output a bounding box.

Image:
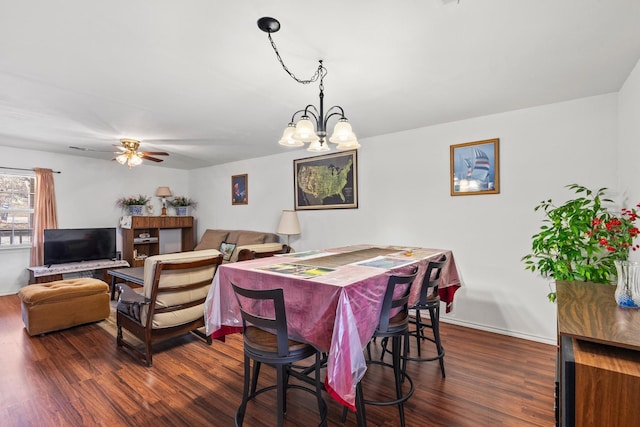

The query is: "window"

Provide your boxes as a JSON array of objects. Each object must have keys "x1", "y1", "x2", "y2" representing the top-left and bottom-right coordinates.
[{"x1": 0, "y1": 172, "x2": 35, "y2": 247}]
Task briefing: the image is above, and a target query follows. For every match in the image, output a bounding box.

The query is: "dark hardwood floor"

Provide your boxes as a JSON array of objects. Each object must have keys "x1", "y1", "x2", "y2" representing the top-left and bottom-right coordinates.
[{"x1": 0, "y1": 294, "x2": 556, "y2": 426}]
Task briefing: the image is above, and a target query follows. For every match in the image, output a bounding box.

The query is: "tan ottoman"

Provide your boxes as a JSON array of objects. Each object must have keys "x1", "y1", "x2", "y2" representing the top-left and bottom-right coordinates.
[{"x1": 18, "y1": 278, "x2": 110, "y2": 336}]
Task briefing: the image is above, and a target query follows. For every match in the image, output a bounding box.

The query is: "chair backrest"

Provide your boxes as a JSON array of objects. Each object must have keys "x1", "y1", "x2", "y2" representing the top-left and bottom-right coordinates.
[
  {"x1": 236, "y1": 244, "x2": 291, "y2": 262},
  {"x1": 231, "y1": 284, "x2": 291, "y2": 357},
  {"x1": 142, "y1": 249, "x2": 223, "y2": 328},
  {"x1": 377, "y1": 268, "x2": 419, "y2": 333},
  {"x1": 417, "y1": 256, "x2": 447, "y2": 306}
]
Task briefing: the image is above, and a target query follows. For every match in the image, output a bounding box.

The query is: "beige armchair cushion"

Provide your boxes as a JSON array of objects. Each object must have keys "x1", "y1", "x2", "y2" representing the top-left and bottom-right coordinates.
[
  {"x1": 194, "y1": 229, "x2": 229, "y2": 251},
  {"x1": 142, "y1": 249, "x2": 221, "y2": 328}
]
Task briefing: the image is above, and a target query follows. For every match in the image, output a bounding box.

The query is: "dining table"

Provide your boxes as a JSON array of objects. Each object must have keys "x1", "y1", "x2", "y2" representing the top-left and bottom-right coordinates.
[{"x1": 203, "y1": 244, "x2": 463, "y2": 410}]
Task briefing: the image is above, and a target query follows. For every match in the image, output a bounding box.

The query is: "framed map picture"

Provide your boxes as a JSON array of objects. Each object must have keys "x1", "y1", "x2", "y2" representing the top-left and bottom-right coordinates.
[
  {"x1": 450, "y1": 138, "x2": 500, "y2": 196},
  {"x1": 232, "y1": 174, "x2": 248, "y2": 205},
  {"x1": 294, "y1": 150, "x2": 358, "y2": 210}
]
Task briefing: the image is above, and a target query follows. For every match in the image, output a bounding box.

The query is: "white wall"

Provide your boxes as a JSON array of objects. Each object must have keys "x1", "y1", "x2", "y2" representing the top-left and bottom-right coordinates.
[
  {"x1": 190, "y1": 93, "x2": 621, "y2": 344},
  {"x1": 618, "y1": 58, "x2": 640, "y2": 262},
  {"x1": 0, "y1": 146, "x2": 189, "y2": 295}
]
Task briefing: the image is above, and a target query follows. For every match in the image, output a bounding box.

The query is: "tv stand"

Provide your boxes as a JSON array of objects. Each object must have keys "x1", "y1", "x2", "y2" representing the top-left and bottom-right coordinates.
[{"x1": 28, "y1": 259, "x2": 130, "y2": 284}]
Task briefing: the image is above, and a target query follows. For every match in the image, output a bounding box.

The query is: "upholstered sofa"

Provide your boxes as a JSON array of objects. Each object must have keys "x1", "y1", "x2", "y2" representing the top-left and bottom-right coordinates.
[{"x1": 194, "y1": 229, "x2": 287, "y2": 262}]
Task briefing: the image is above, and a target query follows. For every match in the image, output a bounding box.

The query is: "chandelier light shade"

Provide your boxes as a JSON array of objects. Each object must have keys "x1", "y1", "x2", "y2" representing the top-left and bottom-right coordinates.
[{"x1": 258, "y1": 17, "x2": 360, "y2": 153}]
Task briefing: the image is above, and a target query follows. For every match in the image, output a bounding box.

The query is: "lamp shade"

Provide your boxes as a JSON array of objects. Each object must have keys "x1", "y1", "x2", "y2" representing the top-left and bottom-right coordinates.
[
  {"x1": 116, "y1": 154, "x2": 128, "y2": 165},
  {"x1": 156, "y1": 186, "x2": 172, "y2": 197},
  {"x1": 307, "y1": 140, "x2": 330, "y2": 152},
  {"x1": 292, "y1": 117, "x2": 320, "y2": 143},
  {"x1": 277, "y1": 210, "x2": 301, "y2": 236},
  {"x1": 329, "y1": 119, "x2": 356, "y2": 144},
  {"x1": 278, "y1": 124, "x2": 304, "y2": 147},
  {"x1": 129, "y1": 155, "x2": 143, "y2": 166}
]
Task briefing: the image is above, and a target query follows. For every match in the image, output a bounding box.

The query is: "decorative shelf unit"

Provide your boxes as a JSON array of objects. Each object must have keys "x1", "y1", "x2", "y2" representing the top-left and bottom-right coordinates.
[
  {"x1": 557, "y1": 281, "x2": 640, "y2": 427},
  {"x1": 121, "y1": 216, "x2": 195, "y2": 267}
]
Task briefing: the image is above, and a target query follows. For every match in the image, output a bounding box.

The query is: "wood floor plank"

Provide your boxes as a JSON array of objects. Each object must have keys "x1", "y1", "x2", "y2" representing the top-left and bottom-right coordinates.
[{"x1": 0, "y1": 294, "x2": 556, "y2": 426}]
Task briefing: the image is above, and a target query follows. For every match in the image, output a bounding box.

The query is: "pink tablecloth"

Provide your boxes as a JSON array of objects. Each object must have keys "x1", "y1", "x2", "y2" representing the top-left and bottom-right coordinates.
[{"x1": 204, "y1": 246, "x2": 462, "y2": 410}]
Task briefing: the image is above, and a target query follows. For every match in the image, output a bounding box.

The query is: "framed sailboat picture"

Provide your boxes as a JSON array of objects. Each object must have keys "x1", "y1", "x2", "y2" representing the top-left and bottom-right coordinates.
[{"x1": 450, "y1": 138, "x2": 500, "y2": 196}]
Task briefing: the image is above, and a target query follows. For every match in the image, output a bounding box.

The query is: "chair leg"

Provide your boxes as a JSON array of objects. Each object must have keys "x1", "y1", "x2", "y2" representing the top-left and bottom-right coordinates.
[
  {"x1": 342, "y1": 382, "x2": 367, "y2": 427},
  {"x1": 355, "y1": 381, "x2": 367, "y2": 427},
  {"x1": 415, "y1": 310, "x2": 423, "y2": 357},
  {"x1": 430, "y1": 306, "x2": 446, "y2": 378},
  {"x1": 236, "y1": 354, "x2": 251, "y2": 426},
  {"x1": 250, "y1": 361, "x2": 261, "y2": 395},
  {"x1": 402, "y1": 331, "x2": 409, "y2": 379},
  {"x1": 392, "y1": 336, "x2": 406, "y2": 427},
  {"x1": 276, "y1": 364, "x2": 285, "y2": 427},
  {"x1": 144, "y1": 339, "x2": 153, "y2": 367},
  {"x1": 314, "y1": 352, "x2": 327, "y2": 427}
]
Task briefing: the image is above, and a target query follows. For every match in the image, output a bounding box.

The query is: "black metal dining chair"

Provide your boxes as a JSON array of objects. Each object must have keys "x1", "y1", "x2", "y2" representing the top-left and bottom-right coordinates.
[
  {"x1": 231, "y1": 283, "x2": 327, "y2": 427},
  {"x1": 407, "y1": 256, "x2": 447, "y2": 377},
  {"x1": 344, "y1": 268, "x2": 419, "y2": 427}
]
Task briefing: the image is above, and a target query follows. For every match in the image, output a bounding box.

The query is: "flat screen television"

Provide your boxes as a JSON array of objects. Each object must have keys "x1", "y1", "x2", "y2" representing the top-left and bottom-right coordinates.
[{"x1": 43, "y1": 228, "x2": 116, "y2": 266}]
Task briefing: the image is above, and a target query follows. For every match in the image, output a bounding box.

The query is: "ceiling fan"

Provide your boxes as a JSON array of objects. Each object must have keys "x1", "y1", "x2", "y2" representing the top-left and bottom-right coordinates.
[
  {"x1": 69, "y1": 138, "x2": 169, "y2": 168},
  {"x1": 114, "y1": 138, "x2": 169, "y2": 167}
]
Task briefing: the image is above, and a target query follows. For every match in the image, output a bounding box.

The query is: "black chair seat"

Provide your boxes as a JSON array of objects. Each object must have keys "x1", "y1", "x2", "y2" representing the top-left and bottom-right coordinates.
[{"x1": 244, "y1": 326, "x2": 316, "y2": 361}]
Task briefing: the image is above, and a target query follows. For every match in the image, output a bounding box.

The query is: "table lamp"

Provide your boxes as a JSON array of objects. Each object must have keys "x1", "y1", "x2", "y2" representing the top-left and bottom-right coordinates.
[
  {"x1": 156, "y1": 186, "x2": 172, "y2": 215},
  {"x1": 276, "y1": 210, "x2": 301, "y2": 247}
]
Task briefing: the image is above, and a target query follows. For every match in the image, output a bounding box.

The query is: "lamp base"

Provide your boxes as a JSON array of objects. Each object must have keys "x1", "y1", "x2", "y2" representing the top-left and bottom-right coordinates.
[{"x1": 161, "y1": 207, "x2": 167, "y2": 216}]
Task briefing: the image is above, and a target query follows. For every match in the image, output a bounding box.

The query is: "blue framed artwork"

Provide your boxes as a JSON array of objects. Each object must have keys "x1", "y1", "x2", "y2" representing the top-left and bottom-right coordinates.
[{"x1": 450, "y1": 138, "x2": 500, "y2": 196}]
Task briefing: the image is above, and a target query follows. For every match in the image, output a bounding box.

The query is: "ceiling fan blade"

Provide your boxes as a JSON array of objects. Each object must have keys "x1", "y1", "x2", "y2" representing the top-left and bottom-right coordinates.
[
  {"x1": 141, "y1": 154, "x2": 164, "y2": 162},
  {"x1": 69, "y1": 145, "x2": 116, "y2": 153},
  {"x1": 141, "y1": 151, "x2": 169, "y2": 156}
]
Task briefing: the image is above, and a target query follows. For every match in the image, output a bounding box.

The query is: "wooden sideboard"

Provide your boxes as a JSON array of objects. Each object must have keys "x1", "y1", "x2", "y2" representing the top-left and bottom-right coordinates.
[
  {"x1": 121, "y1": 216, "x2": 195, "y2": 267},
  {"x1": 557, "y1": 281, "x2": 640, "y2": 427}
]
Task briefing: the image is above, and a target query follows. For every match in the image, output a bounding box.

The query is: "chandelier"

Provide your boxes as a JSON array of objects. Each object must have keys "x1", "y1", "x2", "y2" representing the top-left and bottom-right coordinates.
[{"x1": 258, "y1": 17, "x2": 360, "y2": 152}]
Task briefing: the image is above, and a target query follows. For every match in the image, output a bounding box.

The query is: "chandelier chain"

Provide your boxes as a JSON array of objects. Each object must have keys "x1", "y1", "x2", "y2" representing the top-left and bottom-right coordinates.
[{"x1": 267, "y1": 33, "x2": 326, "y2": 85}]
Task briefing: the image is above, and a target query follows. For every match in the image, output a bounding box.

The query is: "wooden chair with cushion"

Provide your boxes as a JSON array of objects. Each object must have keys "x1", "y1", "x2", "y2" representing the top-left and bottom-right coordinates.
[
  {"x1": 116, "y1": 249, "x2": 223, "y2": 366},
  {"x1": 231, "y1": 283, "x2": 327, "y2": 427}
]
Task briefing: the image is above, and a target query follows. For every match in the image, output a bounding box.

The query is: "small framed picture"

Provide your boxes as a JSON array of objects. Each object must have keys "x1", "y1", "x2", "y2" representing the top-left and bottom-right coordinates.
[
  {"x1": 450, "y1": 138, "x2": 500, "y2": 196},
  {"x1": 232, "y1": 174, "x2": 248, "y2": 205}
]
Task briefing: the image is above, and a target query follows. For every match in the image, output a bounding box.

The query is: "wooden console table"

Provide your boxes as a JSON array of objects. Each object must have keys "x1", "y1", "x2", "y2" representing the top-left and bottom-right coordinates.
[
  {"x1": 557, "y1": 281, "x2": 640, "y2": 427},
  {"x1": 28, "y1": 259, "x2": 130, "y2": 284}
]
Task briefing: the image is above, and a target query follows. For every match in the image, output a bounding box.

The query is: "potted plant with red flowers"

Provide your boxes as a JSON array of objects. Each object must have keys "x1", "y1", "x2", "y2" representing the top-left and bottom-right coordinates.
[{"x1": 522, "y1": 184, "x2": 639, "y2": 303}]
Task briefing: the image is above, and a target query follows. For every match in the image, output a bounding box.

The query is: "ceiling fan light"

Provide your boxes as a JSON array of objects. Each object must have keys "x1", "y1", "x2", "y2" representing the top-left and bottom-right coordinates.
[
  {"x1": 307, "y1": 140, "x2": 330, "y2": 152},
  {"x1": 129, "y1": 155, "x2": 143, "y2": 166},
  {"x1": 278, "y1": 124, "x2": 304, "y2": 147},
  {"x1": 116, "y1": 154, "x2": 128, "y2": 165},
  {"x1": 293, "y1": 117, "x2": 319, "y2": 143},
  {"x1": 329, "y1": 119, "x2": 356, "y2": 144}
]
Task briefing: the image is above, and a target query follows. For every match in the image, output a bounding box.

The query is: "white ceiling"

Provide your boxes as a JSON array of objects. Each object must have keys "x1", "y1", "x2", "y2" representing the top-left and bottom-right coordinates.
[{"x1": 1, "y1": 0, "x2": 639, "y2": 169}]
